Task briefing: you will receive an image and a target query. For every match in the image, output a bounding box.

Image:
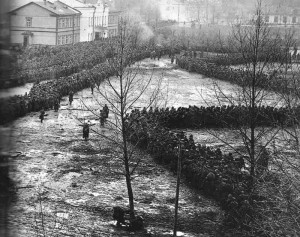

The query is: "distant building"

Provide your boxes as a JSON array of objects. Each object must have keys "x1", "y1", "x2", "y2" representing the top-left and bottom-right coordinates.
[
  {"x1": 83, "y1": 0, "x2": 109, "y2": 40},
  {"x1": 57, "y1": 0, "x2": 109, "y2": 41},
  {"x1": 9, "y1": 1, "x2": 81, "y2": 46},
  {"x1": 264, "y1": 8, "x2": 300, "y2": 26},
  {"x1": 108, "y1": 9, "x2": 120, "y2": 37},
  {"x1": 157, "y1": 0, "x2": 224, "y2": 27},
  {"x1": 59, "y1": 0, "x2": 95, "y2": 42},
  {"x1": 158, "y1": 0, "x2": 186, "y2": 23}
]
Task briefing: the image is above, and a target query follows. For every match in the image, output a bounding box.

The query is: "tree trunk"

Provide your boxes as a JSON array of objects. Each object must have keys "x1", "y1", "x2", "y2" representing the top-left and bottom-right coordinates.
[{"x1": 124, "y1": 148, "x2": 135, "y2": 219}]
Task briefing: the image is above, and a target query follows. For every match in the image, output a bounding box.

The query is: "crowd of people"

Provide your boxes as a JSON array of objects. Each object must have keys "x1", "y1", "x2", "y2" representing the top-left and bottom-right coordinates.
[
  {"x1": 0, "y1": 43, "x2": 153, "y2": 125},
  {"x1": 176, "y1": 55, "x2": 292, "y2": 95},
  {"x1": 2, "y1": 40, "x2": 297, "y2": 230},
  {"x1": 129, "y1": 105, "x2": 299, "y2": 129},
  {"x1": 6, "y1": 40, "x2": 139, "y2": 88},
  {"x1": 126, "y1": 108, "x2": 260, "y2": 226}
]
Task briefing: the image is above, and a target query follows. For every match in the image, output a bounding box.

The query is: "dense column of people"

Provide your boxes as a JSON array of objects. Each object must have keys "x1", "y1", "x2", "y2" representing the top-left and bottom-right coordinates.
[
  {"x1": 0, "y1": 44, "x2": 152, "y2": 124},
  {"x1": 177, "y1": 55, "x2": 291, "y2": 94},
  {"x1": 6, "y1": 40, "x2": 153, "y2": 88},
  {"x1": 126, "y1": 108, "x2": 256, "y2": 226},
  {"x1": 125, "y1": 106, "x2": 299, "y2": 226},
  {"x1": 128, "y1": 105, "x2": 299, "y2": 129}
]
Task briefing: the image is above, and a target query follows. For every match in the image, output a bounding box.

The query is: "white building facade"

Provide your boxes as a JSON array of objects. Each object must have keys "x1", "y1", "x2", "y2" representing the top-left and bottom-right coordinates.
[{"x1": 59, "y1": 0, "x2": 109, "y2": 41}]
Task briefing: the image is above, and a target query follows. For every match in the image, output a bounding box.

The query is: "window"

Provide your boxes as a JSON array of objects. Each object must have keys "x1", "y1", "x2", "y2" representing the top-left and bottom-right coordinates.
[
  {"x1": 274, "y1": 16, "x2": 278, "y2": 23},
  {"x1": 265, "y1": 15, "x2": 269, "y2": 23},
  {"x1": 58, "y1": 36, "x2": 61, "y2": 45},
  {"x1": 26, "y1": 17, "x2": 32, "y2": 27},
  {"x1": 292, "y1": 16, "x2": 297, "y2": 23},
  {"x1": 66, "y1": 18, "x2": 69, "y2": 27},
  {"x1": 62, "y1": 18, "x2": 66, "y2": 28},
  {"x1": 283, "y1": 16, "x2": 287, "y2": 23}
]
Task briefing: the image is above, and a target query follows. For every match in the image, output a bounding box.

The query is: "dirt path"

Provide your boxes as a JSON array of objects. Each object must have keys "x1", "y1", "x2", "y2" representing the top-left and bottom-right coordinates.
[{"x1": 6, "y1": 58, "x2": 224, "y2": 237}]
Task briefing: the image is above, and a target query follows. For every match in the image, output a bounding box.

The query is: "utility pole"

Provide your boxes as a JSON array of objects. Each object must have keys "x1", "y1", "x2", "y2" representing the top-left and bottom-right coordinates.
[{"x1": 173, "y1": 138, "x2": 183, "y2": 237}]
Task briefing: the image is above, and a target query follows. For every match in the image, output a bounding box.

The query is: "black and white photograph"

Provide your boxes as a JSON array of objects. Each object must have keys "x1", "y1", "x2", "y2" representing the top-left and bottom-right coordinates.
[{"x1": 0, "y1": 0, "x2": 300, "y2": 236}]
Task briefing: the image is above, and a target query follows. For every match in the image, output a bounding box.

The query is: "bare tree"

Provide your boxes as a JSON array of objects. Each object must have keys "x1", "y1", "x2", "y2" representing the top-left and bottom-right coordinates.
[
  {"x1": 79, "y1": 16, "x2": 162, "y2": 226},
  {"x1": 202, "y1": 0, "x2": 286, "y2": 191},
  {"x1": 261, "y1": 34, "x2": 300, "y2": 236}
]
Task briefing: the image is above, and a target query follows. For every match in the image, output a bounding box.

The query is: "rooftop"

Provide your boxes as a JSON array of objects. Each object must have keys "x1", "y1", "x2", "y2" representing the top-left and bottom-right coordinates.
[{"x1": 10, "y1": 1, "x2": 81, "y2": 16}]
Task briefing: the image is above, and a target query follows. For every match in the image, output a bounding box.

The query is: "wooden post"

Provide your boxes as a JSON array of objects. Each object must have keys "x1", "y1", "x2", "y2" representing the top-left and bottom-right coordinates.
[{"x1": 173, "y1": 140, "x2": 182, "y2": 237}]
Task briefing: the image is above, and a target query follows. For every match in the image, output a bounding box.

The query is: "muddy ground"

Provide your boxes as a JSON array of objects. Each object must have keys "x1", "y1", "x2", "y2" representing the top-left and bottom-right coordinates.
[
  {"x1": 2, "y1": 57, "x2": 293, "y2": 237},
  {"x1": 3, "y1": 58, "x2": 228, "y2": 237}
]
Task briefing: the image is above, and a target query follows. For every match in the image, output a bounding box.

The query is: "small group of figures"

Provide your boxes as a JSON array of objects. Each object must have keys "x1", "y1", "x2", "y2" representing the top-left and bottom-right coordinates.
[
  {"x1": 112, "y1": 206, "x2": 144, "y2": 231},
  {"x1": 79, "y1": 104, "x2": 109, "y2": 141},
  {"x1": 150, "y1": 50, "x2": 162, "y2": 60},
  {"x1": 38, "y1": 99, "x2": 60, "y2": 123}
]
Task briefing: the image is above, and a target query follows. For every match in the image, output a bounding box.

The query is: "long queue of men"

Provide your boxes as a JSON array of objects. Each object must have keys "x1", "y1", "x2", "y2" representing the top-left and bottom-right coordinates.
[
  {"x1": 176, "y1": 55, "x2": 295, "y2": 95},
  {"x1": 131, "y1": 105, "x2": 299, "y2": 129},
  {"x1": 126, "y1": 108, "x2": 256, "y2": 225},
  {"x1": 8, "y1": 39, "x2": 149, "y2": 89},
  {"x1": 0, "y1": 44, "x2": 154, "y2": 125}
]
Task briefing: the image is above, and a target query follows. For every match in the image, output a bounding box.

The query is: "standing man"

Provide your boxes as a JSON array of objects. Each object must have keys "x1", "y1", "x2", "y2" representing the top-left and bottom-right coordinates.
[
  {"x1": 103, "y1": 104, "x2": 109, "y2": 122},
  {"x1": 171, "y1": 55, "x2": 175, "y2": 64},
  {"x1": 90, "y1": 81, "x2": 95, "y2": 95},
  {"x1": 39, "y1": 108, "x2": 45, "y2": 123},
  {"x1": 79, "y1": 121, "x2": 95, "y2": 141},
  {"x1": 100, "y1": 110, "x2": 105, "y2": 127},
  {"x1": 69, "y1": 91, "x2": 74, "y2": 106},
  {"x1": 54, "y1": 99, "x2": 59, "y2": 112}
]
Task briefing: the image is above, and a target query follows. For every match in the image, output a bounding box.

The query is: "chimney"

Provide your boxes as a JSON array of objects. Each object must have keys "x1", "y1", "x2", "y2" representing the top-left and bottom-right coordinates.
[{"x1": 44, "y1": 0, "x2": 46, "y2": 5}]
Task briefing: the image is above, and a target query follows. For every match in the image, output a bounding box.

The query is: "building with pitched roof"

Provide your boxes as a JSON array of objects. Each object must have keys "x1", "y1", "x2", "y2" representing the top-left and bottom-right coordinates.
[{"x1": 9, "y1": 0, "x2": 81, "y2": 46}]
